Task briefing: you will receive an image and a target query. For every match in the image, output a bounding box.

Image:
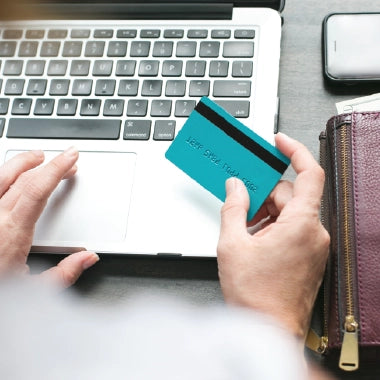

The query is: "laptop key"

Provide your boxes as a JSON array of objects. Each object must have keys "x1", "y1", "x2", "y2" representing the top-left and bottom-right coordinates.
[
  {"x1": 34, "y1": 99, "x2": 55, "y2": 115},
  {"x1": 162, "y1": 60, "x2": 183, "y2": 77},
  {"x1": 25, "y1": 60, "x2": 45, "y2": 76},
  {"x1": 117, "y1": 29, "x2": 137, "y2": 39},
  {"x1": 232, "y1": 61, "x2": 253, "y2": 77},
  {"x1": 80, "y1": 99, "x2": 101, "y2": 116},
  {"x1": 107, "y1": 41, "x2": 127, "y2": 57},
  {"x1": 47, "y1": 60, "x2": 68, "y2": 76},
  {"x1": 151, "y1": 100, "x2": 172, "y2": 117},
  {"x1": 18, "y1": 41, "x2": 38, "y2": 57},
  {"x1": 130, "y1": 41, "x2": 150, "y2": 57},
  {"x1": 70, "y1": 60, "x2": 90, "y2": 76},
  {"x1": 153, "y1": 120, "x2": 176, "y2": 141},
  {"x1": 0, "y1": 118, "x2": 5, "y2": 137},
  {"x1": 95, "y1": 79, "x2": 116, "y2": 96},
  {"x1": 127, "y1": 99, "x2": 148, "y2": 116},
  {"x1": 0, "y1": 41, "x2": 17, "y2": 57},
  {"x1": 223, "y1": 41, "x2": 254, "y2": 57},
  {"x1": 213, "y1": 80, "x2": 251, "y2": 97},
  {"x1": 176, "y1": 41, "x2": 196, "y2": 57},
  {"x1": 209, "y1": 60, "x2": 229, "y2": 77},
  {"x1": 11, "y1": 98, "x2": 32, "y2": 115},
  {"x1": 140, "y1": 29, "x2": 160, "y2": 38},
  {"x1": 185, "y1": 61, "x2": 206, "y2": 77},
  {"x1": 71, "y1": 29, "x2": 91, "y2": 38},
  {"x1": 5, "y1": 79, "x2": 24, "y2": 95},
  {"x1": 27, "y1": 79, "x2": 47, "y2": 95},
  {"x1": 49, "y1": 79, "x2": 70, "y2": 95},
  {"x1": 152, "y1": 41, "x2": 173, "y2": 57},
  {"x1": 26, "y1": 30, "x2": 45, "y2": 39},
  {"x1": 165, "y1": 80, "x2": 186, "y2": 97},
  {"x1": 62, "y1": 41, "x2": 83, "y2": 57},
  {"x1": 115, "y1": 60, "x2": 136, "y2": 76},
  {"x1": 40, "y1": 41, "x2": 60, "y2": 57},
  {"x1": 141, "y1": 80, "x2": 162, "y2": 96},
  {"x1": 189, "y1": 80, "x2": 210, "y2": 97},
  {"x1": 211, "y1": 30, "x2": 231, "y2": 39},
  {"x1": 57, "y1": 99, "x2": 78, "y2": 116},
  {"x1": 7, "y1": 118, "x2": 121, "y2": 139},
  {"x1": 164, "y1": 29, "x2": 184, "y2": 39},
  {"x1": 234, "y1": 29, "x2": 255, "y2": 39},
  {"x1": 187, "y1": 29, "x2": 208, "y2": 39},
  {"x1": 174, "y1": 100, "x2": 196, "y2": 117},
  {"x1": 0, "y1": 98, "x2": 10, "y2": 115},
  {"x1": 93, "y1": 29, "x2": 113, "y2": 38},
  {"x1": 48, "y1": 29, "x2": 68, "y2": 39},
  {"x1": 3, "y1": 30, "x2": 23, "y2": 39},
  {"x1": 85, "y1": 41, "x2": 105, "y2": 57},
  {"x1": 72, "y1": 79, "x2": 93, "y2": 96},
  {"x1": 214, "y1": 100, "x2": 250, "y2": 118},
  {"x1": 138, "y1": 60, "x2": 159, "y2": 76},
  {"x1": 123, "y1": 120, "x2": 151, "y2": 140},
  {"x1": 118, "y1": 80, "x2": 139, "y2": 96},
  {"x1": 3, "y1": 60, "x2": 23, "y2": 75},
  {"x1": 93, "y1": 60, "x2": 113, "y2": 76},
  {"x1": 103, "y1": 99, "x2": 124, "y2": 116},
  {"x1": 199, "y1": 41, "x2": 220, "y2": 57}
]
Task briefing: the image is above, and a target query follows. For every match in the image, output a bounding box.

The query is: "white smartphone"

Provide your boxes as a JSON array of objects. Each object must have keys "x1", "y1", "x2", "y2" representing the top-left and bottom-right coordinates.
[{"x1": 323, "y1": 13, "x2": 380, "y2": 84}]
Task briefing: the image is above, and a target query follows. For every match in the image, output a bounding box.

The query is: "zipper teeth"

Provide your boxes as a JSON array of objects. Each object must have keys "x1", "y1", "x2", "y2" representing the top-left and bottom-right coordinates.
[
  {"x1": 319, "y1": 133, "x2": 329, "y2": 341},
  {"x1": 340, "y1": 126, "x2": 354, "y2": 317}
]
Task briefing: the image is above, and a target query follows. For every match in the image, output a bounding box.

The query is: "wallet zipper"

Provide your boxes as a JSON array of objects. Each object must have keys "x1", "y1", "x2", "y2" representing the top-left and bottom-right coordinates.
[
  {"x1": 337, "y1": 124, "x2": 359, "y2": 371},
  {"x1": 307, "y1": 124, "x2": 359, "y2": 371},
  {"x1": 306, "y1": 131, "x2": 329, "y2": 354}
]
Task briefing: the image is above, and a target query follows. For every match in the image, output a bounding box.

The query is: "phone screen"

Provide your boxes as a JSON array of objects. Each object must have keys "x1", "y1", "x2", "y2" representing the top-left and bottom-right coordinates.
[{"x1": 324, "y1": 13, "x2": 380, "y2": 81}]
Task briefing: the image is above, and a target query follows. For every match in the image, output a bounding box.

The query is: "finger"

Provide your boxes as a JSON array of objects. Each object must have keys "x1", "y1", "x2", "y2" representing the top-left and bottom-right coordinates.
[
  {"x1": 62, "y1": 164, "x2": 78, "y2": 180},
  {"x1": 0, "y1": 150, "x2": 45, "y2": 198},
  {"x1": 220, "y1": 177, "x2": 250, "y2": 239},
  {"x1": 275, "y1": 133, "x2": 325, "y2": 208},
  {"x1": 38, "y1": 251, "x2": 99, "y2": 288},
  {"x1": 11, "y1": 147, "x2": 79, "y2": 227},
  {"x1": 2, "y1": 163, "x2": 78, "y2": 211},
  {"x1": 249, "y1": 180, "x2": 293, "y2": 226}
]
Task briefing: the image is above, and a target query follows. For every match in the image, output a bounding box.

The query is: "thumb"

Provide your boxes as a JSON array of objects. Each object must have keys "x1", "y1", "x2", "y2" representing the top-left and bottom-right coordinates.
[
  {"x1": 220, "y1": 177, "x2": 249, "y2": 239},
  {"x1": 37, "y1": 251, "x2": 99, "y2": 288}
]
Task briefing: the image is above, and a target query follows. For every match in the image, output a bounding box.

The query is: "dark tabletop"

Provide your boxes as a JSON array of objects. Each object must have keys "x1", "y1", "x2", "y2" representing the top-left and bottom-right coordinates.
[{"x1": 29, "y1": 1, "x2": 380, "y2": 378}]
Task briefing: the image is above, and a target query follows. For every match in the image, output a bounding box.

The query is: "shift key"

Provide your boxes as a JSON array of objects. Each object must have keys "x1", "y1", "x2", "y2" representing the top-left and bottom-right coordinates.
[{"x1": 213, "y1": 80, "x2": 251, "y2": 97}]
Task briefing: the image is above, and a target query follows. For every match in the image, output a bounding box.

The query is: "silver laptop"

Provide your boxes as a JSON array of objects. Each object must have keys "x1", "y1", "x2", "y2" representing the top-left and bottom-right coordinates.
[{"x1": 0, "y1": 0, "x2": 285, "y2": 257}]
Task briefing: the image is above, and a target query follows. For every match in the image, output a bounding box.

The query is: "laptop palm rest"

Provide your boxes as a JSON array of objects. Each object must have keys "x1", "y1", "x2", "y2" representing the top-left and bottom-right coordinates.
[{"x1": 6, "y1": 150, "x2": 136, "y2": 252}]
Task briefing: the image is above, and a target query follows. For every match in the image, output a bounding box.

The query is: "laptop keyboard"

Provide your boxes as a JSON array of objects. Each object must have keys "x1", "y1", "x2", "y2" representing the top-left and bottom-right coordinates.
[{"x1": 0, "y1": 25, "x2": 256, "y2": 141}]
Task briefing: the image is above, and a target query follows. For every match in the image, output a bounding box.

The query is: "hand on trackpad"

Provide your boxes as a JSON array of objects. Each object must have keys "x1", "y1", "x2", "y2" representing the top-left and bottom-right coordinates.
[{"x1": 31, "y1": 151, "x2": 136, "y2": 248}]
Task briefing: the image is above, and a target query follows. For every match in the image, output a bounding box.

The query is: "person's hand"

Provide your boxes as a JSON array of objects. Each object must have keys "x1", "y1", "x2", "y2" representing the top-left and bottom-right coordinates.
[
  {"x1": 0, "y1": 147, "x2": 99, "y2": 287},
  {"x1": 217, "y1": 133, "x2": 330, "y2": 340}
]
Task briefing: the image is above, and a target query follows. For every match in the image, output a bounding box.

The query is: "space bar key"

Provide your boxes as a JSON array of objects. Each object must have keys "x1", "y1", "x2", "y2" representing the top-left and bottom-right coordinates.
[{"x1": 7, "y1": 118, "x2": 121, "y2": 139}]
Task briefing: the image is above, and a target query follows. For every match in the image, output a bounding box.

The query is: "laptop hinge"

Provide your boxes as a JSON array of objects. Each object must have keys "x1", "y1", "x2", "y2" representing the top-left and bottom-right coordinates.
[{"x1": 9, "y1": 3, "x2": 234, "y2": 21}]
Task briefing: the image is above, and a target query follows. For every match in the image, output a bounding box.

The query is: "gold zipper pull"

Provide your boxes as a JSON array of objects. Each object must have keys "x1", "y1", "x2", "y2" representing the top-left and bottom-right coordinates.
[
  {"x1": 306, "y1": 329, "x2": 328, "y2": 354},
  {"x1": 339, "y1": 315, "x2": 359, "y2": 371}
]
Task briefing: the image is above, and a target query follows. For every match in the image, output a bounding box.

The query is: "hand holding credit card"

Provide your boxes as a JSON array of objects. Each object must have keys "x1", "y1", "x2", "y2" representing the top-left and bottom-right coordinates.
[{"x1": 165, "y1": 97, "x2": 290, "y2": 220}]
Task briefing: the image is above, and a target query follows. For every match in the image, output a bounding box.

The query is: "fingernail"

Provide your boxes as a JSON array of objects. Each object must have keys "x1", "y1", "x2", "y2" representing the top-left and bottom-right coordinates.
[
  {"x1": 82, "y1": 252, "x2": 100, "y2": 270},
  {"x1": 63, "y1": 146, "x2": 78, "y2": 158},
  {"x1": 225, "y1": 177, "x2": 237, "y2": 196},
  {"x1": 276, "y1": 132, "x2": 294, "y2": 143}
]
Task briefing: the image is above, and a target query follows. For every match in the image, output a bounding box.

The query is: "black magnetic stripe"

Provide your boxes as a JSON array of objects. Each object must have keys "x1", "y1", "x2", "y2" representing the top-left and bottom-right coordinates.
[{"x1": 195, "y1": 101, "x2": 288, "y2": 174}]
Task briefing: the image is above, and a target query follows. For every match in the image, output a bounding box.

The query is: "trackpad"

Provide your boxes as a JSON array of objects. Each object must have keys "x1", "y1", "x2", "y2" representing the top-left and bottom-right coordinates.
[{"x1": 29, "y1": 151, "x2": 136, "y2": 248}]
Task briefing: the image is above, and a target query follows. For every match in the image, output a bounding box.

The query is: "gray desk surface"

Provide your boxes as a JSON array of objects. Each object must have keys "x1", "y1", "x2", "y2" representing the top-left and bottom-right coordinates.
[{"x1": 29, "y1": 1, "x2": 380, "y2": 378}]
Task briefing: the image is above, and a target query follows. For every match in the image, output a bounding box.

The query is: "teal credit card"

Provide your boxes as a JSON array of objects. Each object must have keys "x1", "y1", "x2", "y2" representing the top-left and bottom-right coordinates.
[{"x1": 165, "y1": 97, "x2": 290, "y2": 220}]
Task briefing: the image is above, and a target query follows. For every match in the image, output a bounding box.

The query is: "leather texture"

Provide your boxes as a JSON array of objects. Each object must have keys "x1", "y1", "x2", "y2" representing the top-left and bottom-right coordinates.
[
  {"x1": 323, "y1": 112, "x2": 380, "y2": 350},
  {"x1": 351, "y1": 112, "x2": 380, "y2": 346}
]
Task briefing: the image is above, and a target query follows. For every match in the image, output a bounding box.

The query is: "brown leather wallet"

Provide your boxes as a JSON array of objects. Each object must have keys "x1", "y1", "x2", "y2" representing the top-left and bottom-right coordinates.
[{"x1": 307, "y1": 112, "x2": 380, "y2": 372}]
